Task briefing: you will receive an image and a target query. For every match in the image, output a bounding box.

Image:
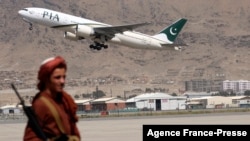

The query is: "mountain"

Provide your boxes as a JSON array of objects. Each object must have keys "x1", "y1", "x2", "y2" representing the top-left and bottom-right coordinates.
[{"x1": 0, "y1": 0, "x2": 249, "y2": 99}]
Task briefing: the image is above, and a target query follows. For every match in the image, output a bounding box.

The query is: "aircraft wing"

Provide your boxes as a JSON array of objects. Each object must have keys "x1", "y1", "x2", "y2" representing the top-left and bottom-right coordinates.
[
  {"x1": 52, "y1": 24, "x2": 80, "y2": 33},
  {"x1": 161, "y1": 43, "x2": 188, "y2": 47},
  {"x1": 93, "y1": 22, "x2": 151, "y2": 37},
  {"x1": 52, "y1": 24, "x2": 78, "y2": 29},
  {"x1": 52, "y1": 22, "x2": 150, "y2": 39}
]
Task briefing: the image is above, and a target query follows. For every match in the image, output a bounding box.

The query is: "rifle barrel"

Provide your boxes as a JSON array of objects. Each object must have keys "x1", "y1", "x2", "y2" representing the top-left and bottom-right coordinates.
[{"x1": 11, "y1": 83, "x2": 48, "y2": 141}]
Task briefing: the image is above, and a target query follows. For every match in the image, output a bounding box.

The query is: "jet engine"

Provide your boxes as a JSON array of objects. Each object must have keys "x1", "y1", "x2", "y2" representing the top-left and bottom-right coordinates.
[
  {"x1": 75, "y1": 25, "x2": 95, "y2": 37},
  {"x1": 64, "y1": 32, "x2": 84, "y2": 41},
  {"x1": 174, "y1": 46, "x2": 182, "y2": 51}
]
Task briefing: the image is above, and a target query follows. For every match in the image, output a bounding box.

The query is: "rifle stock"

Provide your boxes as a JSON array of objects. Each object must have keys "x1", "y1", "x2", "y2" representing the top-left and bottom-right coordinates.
[{"x1": 11, "y1": 83, "x2": 47, "y2": 141}]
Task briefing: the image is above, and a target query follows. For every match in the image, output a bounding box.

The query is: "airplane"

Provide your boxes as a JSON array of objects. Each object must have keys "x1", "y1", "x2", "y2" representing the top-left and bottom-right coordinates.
[{"x1": 18, "y1": 7, "x2": 187, "y2": 51}]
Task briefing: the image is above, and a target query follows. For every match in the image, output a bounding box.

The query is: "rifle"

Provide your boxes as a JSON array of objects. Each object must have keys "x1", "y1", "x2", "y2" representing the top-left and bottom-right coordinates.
[{"x1": 11, "y1": 83, "x2": 48, "y2": 141}]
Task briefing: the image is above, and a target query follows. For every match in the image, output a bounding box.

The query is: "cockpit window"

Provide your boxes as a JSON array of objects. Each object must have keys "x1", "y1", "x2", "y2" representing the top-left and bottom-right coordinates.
[
  {"x1": 29, "y1": 10, "x2": 34, "y2": 14},
  {"x1": 22, "y1": 8, "x2": 28, "y2": 11}
]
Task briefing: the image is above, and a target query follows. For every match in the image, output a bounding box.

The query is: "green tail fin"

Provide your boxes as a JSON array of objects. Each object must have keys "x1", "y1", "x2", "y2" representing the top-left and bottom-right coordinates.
[{"x1": 153, "y1": 18, "x2": 187, "y2": 43}]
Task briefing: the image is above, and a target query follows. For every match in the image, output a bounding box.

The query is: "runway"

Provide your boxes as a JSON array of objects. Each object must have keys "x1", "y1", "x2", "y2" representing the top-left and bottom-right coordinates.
[{"x1": 1, "y1": 112, "x2": 250, "y2": 141}]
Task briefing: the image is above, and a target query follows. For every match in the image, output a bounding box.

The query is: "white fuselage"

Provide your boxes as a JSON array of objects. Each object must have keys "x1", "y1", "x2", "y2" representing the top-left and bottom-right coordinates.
[{"x1": 18, "y1": 8, "x2": 170, "y2": 50}]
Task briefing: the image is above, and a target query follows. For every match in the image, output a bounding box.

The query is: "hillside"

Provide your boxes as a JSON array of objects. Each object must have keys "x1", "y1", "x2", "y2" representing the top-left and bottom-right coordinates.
[{"x1": 0, "y1": 0, "x2": 249, "y2": 101}]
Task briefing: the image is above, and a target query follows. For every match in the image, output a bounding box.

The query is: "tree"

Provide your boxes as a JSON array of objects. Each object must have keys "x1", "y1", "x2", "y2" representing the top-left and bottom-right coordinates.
[
  {"x1": 145, "y1": 88, "x2": 153, "y2": 93},
  {"x1": 171, "y1": 93, "x2": 177, "y2": 96},
  {"x1": 212, "y1": 91, "x2": 229, "y2": 96},
  {"x1": 82, "y1": 93, "x2": 92, "y2": 98},
  {"x1": 74, "y1": 94, "x2": 80, "y2": 99},
  {"x1": 244, "y1": 90, "x2": 250, "y2": 96},
  {"x1": 93, "y1": 90, "x2": 106, "y2": 98},
  {"x1": 218, "y1": 91, "x2": 230, "y2": 96},
  {"x1": 128, "y1": 94, "x2": 137, "y2": 99}
]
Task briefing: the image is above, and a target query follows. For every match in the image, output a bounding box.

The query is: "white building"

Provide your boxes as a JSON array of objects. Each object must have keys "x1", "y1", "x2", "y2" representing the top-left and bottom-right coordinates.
[
  {"x1": 230, "y1": 96, "x2": 250, "y2": 108},
  {"x1": 126, "y1": 92, "x2": 186, "y2": 111},
  {"x1": 187, "y1": 96, "x2": 233, "y2": 109},
  {"x1": 223, "y1": 80, "x2": 250, "y2": 94},
  {"x1": 0, "y1": 104, "x2": 21, "y2": 114}
]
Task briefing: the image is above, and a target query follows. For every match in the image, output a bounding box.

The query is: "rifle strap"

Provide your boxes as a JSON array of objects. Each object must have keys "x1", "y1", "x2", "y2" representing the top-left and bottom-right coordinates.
[
  {"x1": 40, "y1": 96, "x2": 66, "y2": 134},
  {"x1": 40, "y1": 96, "x2": 80, "y2": 141}
]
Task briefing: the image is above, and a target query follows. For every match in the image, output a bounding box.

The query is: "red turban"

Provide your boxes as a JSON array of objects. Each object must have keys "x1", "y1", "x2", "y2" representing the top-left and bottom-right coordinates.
[{"x1": 37, "y1": 56, "x2": 67, "y2": 91}]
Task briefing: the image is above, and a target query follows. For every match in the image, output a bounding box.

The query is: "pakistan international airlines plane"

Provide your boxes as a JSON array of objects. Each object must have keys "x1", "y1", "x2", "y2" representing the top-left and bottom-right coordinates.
[{"x1": 18, "y1": 7, "x2": 187, "y2": 51}]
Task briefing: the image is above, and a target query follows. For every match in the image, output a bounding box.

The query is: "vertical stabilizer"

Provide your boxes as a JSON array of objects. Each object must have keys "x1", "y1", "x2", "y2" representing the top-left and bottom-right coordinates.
[{"x1": 152, "y1": 18, "x2": 187, "y2": 43}]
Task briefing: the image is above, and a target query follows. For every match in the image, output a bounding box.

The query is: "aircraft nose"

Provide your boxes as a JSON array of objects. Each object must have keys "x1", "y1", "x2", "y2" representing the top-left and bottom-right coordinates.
[
  {"x1": 18, "y1": 10, "x2": 23, "y2": 15},
  {"x1": 18, "y1": 10, "x2": 26, "y2": 16}
]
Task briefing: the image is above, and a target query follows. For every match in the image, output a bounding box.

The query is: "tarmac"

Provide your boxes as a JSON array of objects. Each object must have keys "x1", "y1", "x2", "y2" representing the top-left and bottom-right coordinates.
[{"x1": 1, "y1": 112, "x2": 250, "y2": 141}]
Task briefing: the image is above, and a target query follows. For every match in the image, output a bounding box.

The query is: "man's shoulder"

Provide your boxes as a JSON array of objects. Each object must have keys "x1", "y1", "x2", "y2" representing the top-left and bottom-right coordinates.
[
  {"x1": 32, "y1": 96, "x2": 48, "y2": 108},
  {"x1": 32, "y1": 92, "x2": 51, "y2": 108},
  {"x1": 63, "y1": 91, "x2": 75, "y2": 100}
]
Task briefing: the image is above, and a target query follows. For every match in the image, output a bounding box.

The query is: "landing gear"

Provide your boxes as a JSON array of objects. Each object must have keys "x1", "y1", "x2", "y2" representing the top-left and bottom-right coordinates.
[
  {"x1": 89, "y1": 42, "x2": 108, "y2": 50},
  {"x1": 22, "y1": 18, "x2": 33, "y2": 30},
  {"x1": 103, "y1": 45, "x2": 108, "y2": 49},
  {"x1": 29, "y1": 23, "x2": 33, "y2": 30}
]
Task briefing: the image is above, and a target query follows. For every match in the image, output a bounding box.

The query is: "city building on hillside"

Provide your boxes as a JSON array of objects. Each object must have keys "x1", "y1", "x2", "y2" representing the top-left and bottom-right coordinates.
[
  {"x1": 223, "y1": 80, "x2": 250, "y2": 94},
  {"x1": 126, "y1": 92, "x2": 186, "y2": 111},
  {"x1": 185, "y1": 79, "x2": 223, "y2": 92}
]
